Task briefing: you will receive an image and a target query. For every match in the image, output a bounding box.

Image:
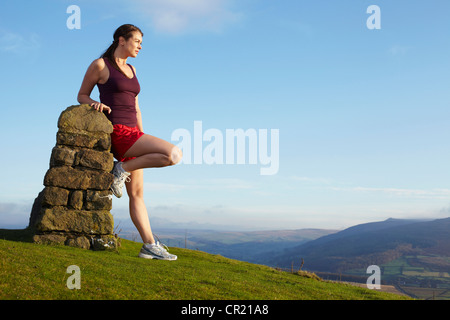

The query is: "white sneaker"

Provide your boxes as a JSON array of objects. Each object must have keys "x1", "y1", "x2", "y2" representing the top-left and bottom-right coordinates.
[
  {"x1": 110, "y1": 161, "x2": 130, "y2": 198},
  {"x1": 138, "y1": 242, "x2": 178, "y2": 261}
]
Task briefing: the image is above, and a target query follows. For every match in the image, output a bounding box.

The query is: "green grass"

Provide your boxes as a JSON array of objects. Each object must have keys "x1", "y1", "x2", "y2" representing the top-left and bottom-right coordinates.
[{"x1": 0, "y1": 232, "x2": 410, "y2": 300}]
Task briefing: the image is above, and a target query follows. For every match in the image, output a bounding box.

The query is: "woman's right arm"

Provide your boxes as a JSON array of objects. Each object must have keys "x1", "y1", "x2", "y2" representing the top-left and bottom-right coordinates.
[{"x1": 77, "y1": 59, "x2": 111, "y2": 114}]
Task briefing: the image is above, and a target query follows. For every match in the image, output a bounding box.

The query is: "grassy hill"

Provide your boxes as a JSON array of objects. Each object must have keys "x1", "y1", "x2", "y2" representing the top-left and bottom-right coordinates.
[{"x1": 0, "y1": 230, "x2": 409, "y2": 300}]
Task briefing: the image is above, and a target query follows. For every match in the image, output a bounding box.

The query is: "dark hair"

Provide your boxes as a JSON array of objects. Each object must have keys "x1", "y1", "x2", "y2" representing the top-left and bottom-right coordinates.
[{"x1": 100, "y1": 24, "x2": 143, "y2": 76}]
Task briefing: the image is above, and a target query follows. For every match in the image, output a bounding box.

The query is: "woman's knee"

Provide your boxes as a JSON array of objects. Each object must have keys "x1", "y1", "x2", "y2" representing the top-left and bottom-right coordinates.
[
  {"x1": 125, "y1": 170, "x2": 144, "y2": 199},
  {"x1": 169, "y1": 146, "x2": 183, "y2": 165},
  {"x1": 127, "y1": 186, "x2": 144, "y2": 200}
]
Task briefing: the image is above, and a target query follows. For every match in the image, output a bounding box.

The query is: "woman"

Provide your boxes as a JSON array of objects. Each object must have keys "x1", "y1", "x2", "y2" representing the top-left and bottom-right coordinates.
[{"x1": 77, "y1": 24, "x2": 182, "y2": 261}]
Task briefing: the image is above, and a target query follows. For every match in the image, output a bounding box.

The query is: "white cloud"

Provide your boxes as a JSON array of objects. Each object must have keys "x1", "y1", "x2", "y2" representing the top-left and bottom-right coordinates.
[
  {"x1": 130, "y1": 0, "x2": 243, "y2": 34},
  {"x1": 143, "y1": 177, "x2": 255, "y2": 192},
  {"x1": 388, "y1": 45, "x2": 409, "y2": 56},
  {"x1": 330, "y1": 186, "x2": 450, "y2": 200},
  {"x1": 289, "y1": 176, "x2": 333, "y2": 185},
  {"x1": 278, "y1": 19, "x2": 313, "y2": 37},
  {"x1": 0, "y1": 30, "x2": 40, "y2": 54},
  {"x1": 0, "y1": 202, "x2": 31, "y2": 229}
]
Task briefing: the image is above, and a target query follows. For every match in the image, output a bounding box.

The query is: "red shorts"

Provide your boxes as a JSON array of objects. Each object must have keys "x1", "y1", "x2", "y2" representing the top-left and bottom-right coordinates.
[{"x1": 110, "y1": 124, "x2": 145, "y2": 162}]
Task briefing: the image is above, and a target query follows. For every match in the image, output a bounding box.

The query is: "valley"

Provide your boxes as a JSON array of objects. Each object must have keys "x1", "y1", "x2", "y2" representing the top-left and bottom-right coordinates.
[{"x1": 118, "y1": 217, "x2": 450, "y2": 300}]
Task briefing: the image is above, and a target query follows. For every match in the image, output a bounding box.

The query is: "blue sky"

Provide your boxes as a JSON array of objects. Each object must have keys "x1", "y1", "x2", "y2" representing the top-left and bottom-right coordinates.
[{"x1": 1, "y1": 0, "x2": 450, "y2": 231}]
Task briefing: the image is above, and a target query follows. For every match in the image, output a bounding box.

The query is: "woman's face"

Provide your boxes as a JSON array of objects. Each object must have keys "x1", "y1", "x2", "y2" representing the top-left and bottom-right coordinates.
[{"x1": 121, "y1": 32, "x2": 142, "y2": 58}]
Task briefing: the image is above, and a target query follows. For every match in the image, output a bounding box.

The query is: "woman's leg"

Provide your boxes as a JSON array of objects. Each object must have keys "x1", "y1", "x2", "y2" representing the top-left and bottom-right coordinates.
[
  {"x1": 121, "y1": 134, "x2": 182, "y2": 172},
  {"x1": 115, "y1": 134, "x2": 181, "y2": 245},
  {"x1": 125, "y1": 168, "x2": 155, "y2": 244}
]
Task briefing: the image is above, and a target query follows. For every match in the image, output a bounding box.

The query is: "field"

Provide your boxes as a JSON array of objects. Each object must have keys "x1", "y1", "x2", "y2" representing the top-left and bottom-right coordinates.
[
  {"x1": 345, "y1": 255, "x2": 450, "y2": 300},
  {"x1": 0, "y1": 232, "x2": 410, "y2": 301}
]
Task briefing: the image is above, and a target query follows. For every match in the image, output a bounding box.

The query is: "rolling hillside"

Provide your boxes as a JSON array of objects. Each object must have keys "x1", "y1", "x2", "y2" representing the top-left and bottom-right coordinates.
[
  {"x1": 181, "y1": 228, "x2": 338, "y2": 263},
  {"x1": 0, "y1": 229, "x2": 408, "y2": 303},
  {"x1": 268, "y1": 217, "x2": 450, "y2": 273}
]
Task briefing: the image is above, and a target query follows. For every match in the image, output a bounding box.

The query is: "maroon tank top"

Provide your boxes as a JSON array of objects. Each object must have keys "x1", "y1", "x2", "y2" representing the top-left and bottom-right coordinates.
[{"x1": 97, "y1": 58, "x2": 140, "y2": 127}]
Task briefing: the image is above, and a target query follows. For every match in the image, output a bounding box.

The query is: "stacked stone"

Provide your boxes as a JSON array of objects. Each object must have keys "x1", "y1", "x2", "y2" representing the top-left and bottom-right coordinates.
[{"x1": 29, "y1": 104, "x2": 118, "y2": 250}]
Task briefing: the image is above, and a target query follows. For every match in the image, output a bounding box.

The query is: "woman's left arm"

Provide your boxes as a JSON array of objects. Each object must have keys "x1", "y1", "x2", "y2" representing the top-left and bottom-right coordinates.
[{"x1": 136, "y1": 95, "x2": 144, "y2": 132}]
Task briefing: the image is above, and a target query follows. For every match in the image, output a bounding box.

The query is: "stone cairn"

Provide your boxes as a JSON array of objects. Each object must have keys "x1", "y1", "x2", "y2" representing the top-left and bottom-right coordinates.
[{"x1": 28, "y1": 104, "x2": 118, "y2": 250}]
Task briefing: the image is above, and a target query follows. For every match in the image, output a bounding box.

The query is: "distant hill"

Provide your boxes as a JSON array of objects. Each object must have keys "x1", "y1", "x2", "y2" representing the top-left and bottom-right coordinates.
[
  {"x1": 267, "y1": 217, "x2": 450, "y2": 273},
  {"x1": 135, "y1": 228, "x2": 338, "y2": 264},
  {"x1": 188, "y1": 228, "x2": 338, "y2": 262}
]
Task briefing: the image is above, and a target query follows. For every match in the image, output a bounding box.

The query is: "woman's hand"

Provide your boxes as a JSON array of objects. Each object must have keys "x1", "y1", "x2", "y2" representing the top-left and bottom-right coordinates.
[{"x1": 90, "y1": 102, "x2": 111, "y2": 114}]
